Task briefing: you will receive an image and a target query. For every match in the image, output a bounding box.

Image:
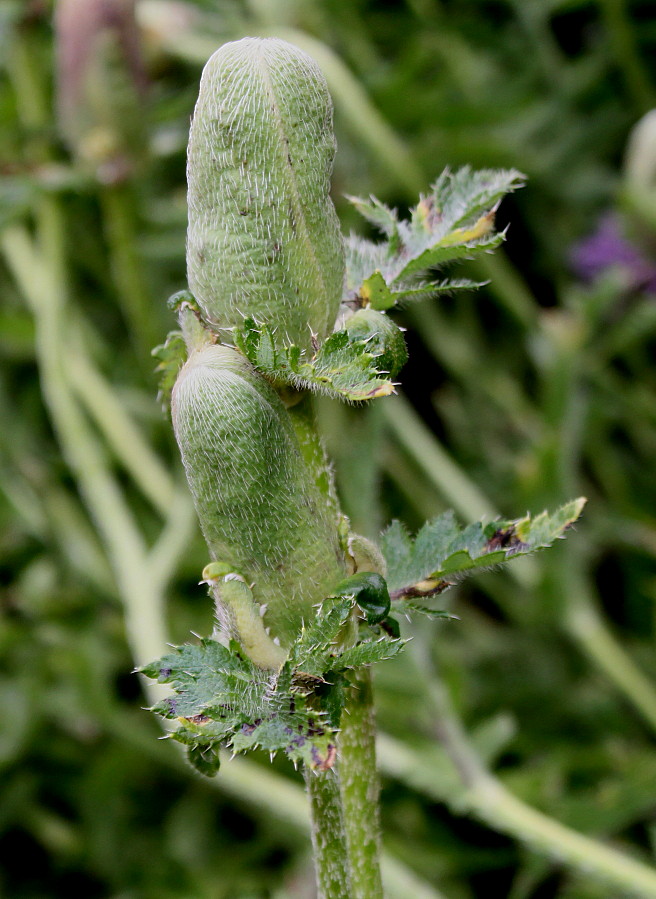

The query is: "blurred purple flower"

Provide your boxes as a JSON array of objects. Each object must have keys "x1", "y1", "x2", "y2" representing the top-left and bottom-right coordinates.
[{"x1": 570, "y1": 214, "x2": 656, "y2": 293}]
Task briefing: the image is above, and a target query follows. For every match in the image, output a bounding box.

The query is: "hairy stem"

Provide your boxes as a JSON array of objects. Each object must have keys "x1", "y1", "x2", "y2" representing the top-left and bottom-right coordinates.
[
  {"x1": 304, "y1": 767, "x2": 352, "y2": 899},
  {"x1": 339, "y1": 667, "x2": 384, "y2": 899},
  {"x1": 293, "y1": 403, "x2": 384, "y2": 894}
]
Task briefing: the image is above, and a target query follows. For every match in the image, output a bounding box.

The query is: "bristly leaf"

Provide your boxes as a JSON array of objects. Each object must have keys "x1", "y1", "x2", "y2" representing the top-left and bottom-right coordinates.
[
  {"x1": 381, "y1": 498, "x2": 586, "y2": 600},
  {"x1": 142, "y1": 640, "x2": 270, "y2": 722},
  {"x1": 394, "y1": 600, "x2": 460, "y2": 621},
  {"x1": 344, "y1": 167, "x2": 525, "y2": 309},
  {"x1": 285, "y1": 597, "x2": 354, "y2": 680},
  {"x1": 186, "y1": 743, "x2": 222, "y2": 777},
  {"x1": 355, "y1": 268, "x2": 485, "y2": 312},
  {"x1": 344, "y1": 194, "x2": 400, "y2": 239},
  {"x1": 229, "y1": 717, "x2": 336, "y2": 770},
  {"x1": 141, "y1": 638, "x2": 338, "y2": 772},
  {"x1": 335, "y1": 638, "x2": 406, "y2": 669},
  {"x1": 234, "y1": 318, "x2": 395, "y2": 401},
  {"x1": 141, "y1": 594, "x2": 406, "y2": 776},
  {"x1": 152, "y1": 330, "x2": 187, "y2": 414}
]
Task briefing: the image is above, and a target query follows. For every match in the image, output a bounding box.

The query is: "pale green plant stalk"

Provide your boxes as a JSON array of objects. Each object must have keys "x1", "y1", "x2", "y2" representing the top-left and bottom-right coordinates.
[{"x1": 2, "y1": 21, "x2": 193, "y2": 701}]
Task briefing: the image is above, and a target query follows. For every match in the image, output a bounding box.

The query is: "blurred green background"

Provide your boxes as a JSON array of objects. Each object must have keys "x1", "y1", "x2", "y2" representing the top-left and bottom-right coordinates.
[{"x1": 1, "y1": 1, "x2": 656, "y2": 897}]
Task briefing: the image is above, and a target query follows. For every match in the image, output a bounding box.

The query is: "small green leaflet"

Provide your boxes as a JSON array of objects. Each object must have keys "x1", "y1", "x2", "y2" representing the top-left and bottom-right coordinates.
[
  {"x1": 335, "y1": 639, "x2": 404, "y2": 669},
  {"x1": 381, "y1": 498, "x2": 587, "y2": 604},
  {"x1": 286, "y1": 593, "x2": 405, "y2": 682},
  {"x1": 344, "y1": 167, "x2": 524, "y2": 309},
  {"x1": 140, "y1": 596, "x2": 405, "y2": 777},
  {"x1": 152, "y1": 330, "x2": 186, "y2": 413},
  {"x1": 234, "y1": 318, "x2": 395, "y2": 401},
  {"x1": 141, "y1": 640, "x2": 267, "y2": 721},
  {"x1": 357, "y1": 269, "x2": 484, "y2": 312}
]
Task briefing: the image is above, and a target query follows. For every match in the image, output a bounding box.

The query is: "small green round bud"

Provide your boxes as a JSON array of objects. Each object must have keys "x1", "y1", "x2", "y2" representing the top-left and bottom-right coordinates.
[{"x1": 201, "y1": 561, "x2": 238, "y2": 582}]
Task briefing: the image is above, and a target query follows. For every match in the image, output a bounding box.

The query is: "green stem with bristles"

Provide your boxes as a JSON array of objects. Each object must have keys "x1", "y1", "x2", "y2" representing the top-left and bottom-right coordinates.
[
  {"x1": 339, "y1": 667, "x2": 384, "y2": 899},
  {"x1": 304, "y1": 767, "x2": 352, "y2": 899}
]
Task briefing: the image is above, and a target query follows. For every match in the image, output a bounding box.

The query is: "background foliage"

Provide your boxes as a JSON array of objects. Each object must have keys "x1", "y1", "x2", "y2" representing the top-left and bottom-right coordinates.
[{"x1": 1, "y1": 1, "x2": 656, "y2": 897}]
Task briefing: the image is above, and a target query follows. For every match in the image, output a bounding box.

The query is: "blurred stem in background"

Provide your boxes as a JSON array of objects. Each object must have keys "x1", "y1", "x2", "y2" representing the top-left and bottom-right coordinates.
[
  {"x1": 2, "y1": 21, "x2": 187, "y2": 686},
  {"x1": 382, "y1": 640, "x2": 656, "y2": 898},
  {"x1": 101, "y1": 181, "x2": 159, "y2": 360},
  {"x1": 597, "y1": 0, "x2": 654, "y2": 114}
]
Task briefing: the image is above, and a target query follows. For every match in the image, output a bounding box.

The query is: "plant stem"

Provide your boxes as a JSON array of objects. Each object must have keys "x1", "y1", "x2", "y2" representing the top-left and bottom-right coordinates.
[
  {"x1": 66, "y1": 335, "x2": 177, "y2": 516},
  {"x1": 339, "y1": 667, "x2": 384, "y2": 899},
  {"x1": 567, "y1": 598, "x2": 656, "y2": 736},
  {"x1": 291, "y1": 399, "x2": 386, "y2": 895},
  {"x1": 471, "y1": 780, "x2": 656, "y2": 898},
  {"x1": 287, "y1": 394, "x2": 341, "y2": 519},
  {"x1": 304, "y1": 767, "x2": 352, "y2": 899}
]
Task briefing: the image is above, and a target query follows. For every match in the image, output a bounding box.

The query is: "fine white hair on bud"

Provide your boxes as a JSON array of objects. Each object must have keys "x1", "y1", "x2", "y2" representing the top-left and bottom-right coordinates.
[
  {"x1": 186, "y1": 37, "x2": 345, "y2": 350},
  {"x1": 172, "y1": 344, "x2": 344, "y2": 655}
]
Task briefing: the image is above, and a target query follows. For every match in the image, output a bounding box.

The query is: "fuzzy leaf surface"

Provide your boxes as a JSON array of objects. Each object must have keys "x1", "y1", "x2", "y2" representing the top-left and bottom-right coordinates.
[
  {"x1": 141, "y1": 596, "x2": 405, "y2": 776},
  {"x1": 142, "y1": 638, "x2": 337, "y2": 772},
  {"x1": 344, "y1": 167, "x2": 524, "y2": 308},
  {"x1": 381, "y1": 498, "x2": 586, "y2": 599},
  {"x1": 235, "y1": 318, "x2": 394, "y2": 401},
  {"x1": 151, "y1": 330, "x2": 187, "y2": 413},
  {"x1": 335, "y1": 638, "x2": 406, "y2": 669}
]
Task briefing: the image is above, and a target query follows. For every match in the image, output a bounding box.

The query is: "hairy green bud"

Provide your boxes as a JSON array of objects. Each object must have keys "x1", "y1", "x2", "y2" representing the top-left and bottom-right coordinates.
[
  {"x1": 172, "y1": 344, "x2": 345, "y2": 664},
  {"x1": 201, "y1": 564, "x2": 286, "y2": 669},
  {"x1": 186, "y1": 37, "x2": 344, "y2": 349}
]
